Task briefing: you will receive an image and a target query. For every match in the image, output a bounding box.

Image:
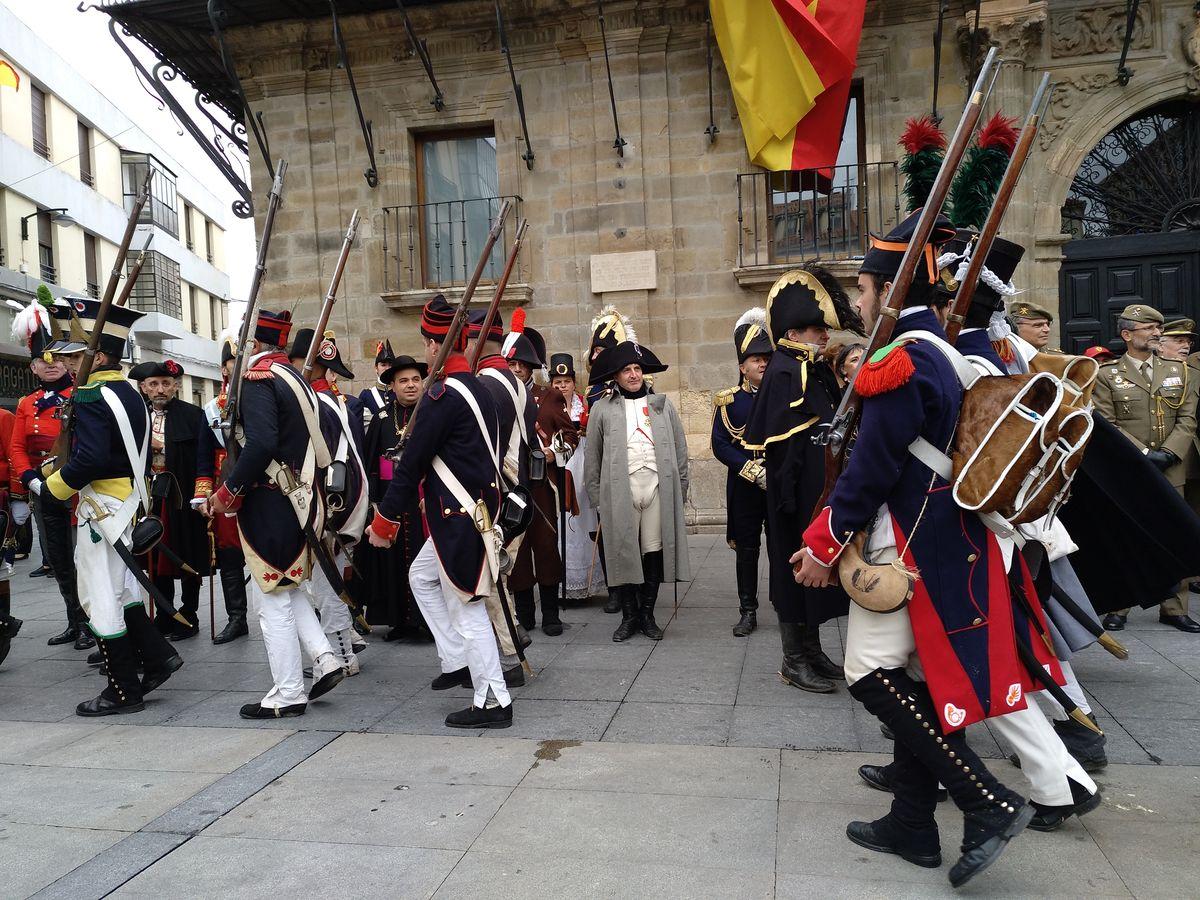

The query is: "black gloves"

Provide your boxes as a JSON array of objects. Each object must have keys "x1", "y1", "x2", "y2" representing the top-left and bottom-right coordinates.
[{"x1": 1146, "y1": 449, "x2": 1177, "y2": 471}]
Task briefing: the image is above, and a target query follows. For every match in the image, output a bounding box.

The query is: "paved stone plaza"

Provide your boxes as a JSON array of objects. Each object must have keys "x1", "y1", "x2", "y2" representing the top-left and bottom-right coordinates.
[{"x1": 2, "y1": 533, "x2": 1199, "y2": 898}]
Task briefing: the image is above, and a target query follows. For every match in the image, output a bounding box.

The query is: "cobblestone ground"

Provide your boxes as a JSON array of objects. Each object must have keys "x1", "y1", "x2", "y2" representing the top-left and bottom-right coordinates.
[{"x1": 2, "y1": 533, "x2": 1198, "y2": 898}]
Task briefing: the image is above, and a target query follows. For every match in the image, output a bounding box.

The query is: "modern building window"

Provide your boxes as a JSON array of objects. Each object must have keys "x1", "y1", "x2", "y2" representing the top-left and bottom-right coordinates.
[
  {"x1": 84, "y1": 233, "x2": 99, "y2": 298},
  {"x1": 78, "y1": 123, "x2": 94, "y2": 187},
  {"x1": 184, "y1": 202, "x2": 194, "y2": 250},
  {"x1": 204, "y1": 219, "x2": 214, "y2": 264},
  {"x1": 188, "y1": 285, "x2": 199, "y2": 334},
  {"x1": 126, "y1": 250, "x2": 181, "y2": 319},
  {"x1": 121, "y1": 152, "x2": 179, "y2": 238},
  {"x1": 31, "y1": 85, "x2": 50, "y2": 160},
  {"x1": 416, "y1": 127, "x2": 501, "y2": 286},
  {"x1": 37, "y1": 211, "x2": 55, "y2": 284},
  {"x1": 209, "y1": 295, "x2": 220, "y2": 339}
]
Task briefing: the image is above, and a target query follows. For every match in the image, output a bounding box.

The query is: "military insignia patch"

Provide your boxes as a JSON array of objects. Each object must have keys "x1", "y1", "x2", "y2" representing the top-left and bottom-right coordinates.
[
  {"x1": 943, "y1": 702, "x2": 967, "y2": 728},
  {"x1": 1005, "y1": 683, "x2": 1022, "y2": 707}
]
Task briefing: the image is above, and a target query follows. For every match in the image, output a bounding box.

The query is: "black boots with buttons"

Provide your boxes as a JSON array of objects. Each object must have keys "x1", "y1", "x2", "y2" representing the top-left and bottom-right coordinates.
[{"x1": 77, "y1": 635, "x2": 145, "y2": 716}]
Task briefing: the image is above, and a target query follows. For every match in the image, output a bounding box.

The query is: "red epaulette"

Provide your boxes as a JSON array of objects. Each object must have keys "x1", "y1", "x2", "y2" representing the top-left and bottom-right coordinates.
[
  {"x1": 857, "y1": 341, "x2": 916, "y2": 397},
  {"x1": 245, "y1": 368, "x2": 275, "y2": 381}
]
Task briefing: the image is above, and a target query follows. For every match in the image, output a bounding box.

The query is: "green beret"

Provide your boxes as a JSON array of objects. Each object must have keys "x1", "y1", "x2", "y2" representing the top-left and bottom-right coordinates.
[
  {"x1": 1118, "y1": 304, "x2": 1164, "y2": 325},
  {"x1": 1009, "y1": 300, "x2": 1054, "y2": 323}
]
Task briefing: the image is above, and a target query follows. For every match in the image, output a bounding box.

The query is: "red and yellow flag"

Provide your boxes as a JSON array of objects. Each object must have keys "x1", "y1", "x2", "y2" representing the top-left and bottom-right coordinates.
[
  {"x1": 711, "y1": 0, "x2": 866, "y2": 171},
  {"x1": 0, "y1": 60, "x2": 20, "y2": 91}
]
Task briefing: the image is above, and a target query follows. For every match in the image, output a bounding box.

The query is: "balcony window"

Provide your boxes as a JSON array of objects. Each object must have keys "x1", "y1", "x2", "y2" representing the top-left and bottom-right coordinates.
[
  {"x1": 84, "y1": 233, "x2": 99, "y2": 298},
  {"x1": 204, "y1": 220, "x2": 214, "y2": 264},
  {"x1": 121, "y1": 152, "x2": 179, "y2": 238},
  {"x1": 78, "y1": 123, "x2": 94, "y2": 187},
  {"x1": 37, "y1": 211, "x2": 55, "y2": 284},
  {"x1": 209, "y1": 295, "x2": 220, "y2": 339},
  {"x1": 31, "y1": 85, "x2": 50, "y2": 160},
  {"x1": 188, "y1": 285, "x2": 199, "y2": 334},
  {"x1": 126, "y1": 250, "x2": 181, "y2": 319},
  {"x1": 415, "y1": 127, "x2": 502, "y2": 287},
  {"x1": 184, "y1": 202, "x2": 194, "y2": 250}
]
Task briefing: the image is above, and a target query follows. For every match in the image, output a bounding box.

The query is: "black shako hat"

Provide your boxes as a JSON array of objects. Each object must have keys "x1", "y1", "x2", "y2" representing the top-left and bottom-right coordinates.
[
  {"x1": 733, "y1": 307, "x2": 773, "y2": 363},
  {"x1": 60, "y1": 296, "x2": 142, "y2": 359},
  {"x1": 765, "y1": 271, "x2": 842, "y2": 344},
  {"x1": 254, "y1": 309, "x2": 293, "y2": 348},
  {"x1": 289, "y1": 328, "x2": 355, "y2": 380},
  {"x1": 860, "y1": 208, "x2": 958, "y2": 285},
  {"x1": 466, "y1": 308, "x2": 505, "y2": 343},
  {"x1": 587, "y1": 340, "x2": 667, "y2": 386},
  {"x1": 937, "y1": 229, "x2": 1025, "y2": 313},
  {"x1": 549, "y1": 353, "x2": 576, "y2": 378},
  {"x1": 379, "y1": 354, "x2": 429, "y2": 383}
]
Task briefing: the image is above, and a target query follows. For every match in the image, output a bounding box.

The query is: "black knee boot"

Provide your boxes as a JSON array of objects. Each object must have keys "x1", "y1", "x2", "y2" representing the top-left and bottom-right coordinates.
[
  {"x1": 848, "y1": 669, "x2": 1033, "y2": 888},
  {"x1": 539, "y1": 584, "x2": 563, "y2": 636},
  {"x1": 0, "y1": 582, "x2": 18, "y2": 667},
  {"x1": 172, "y1": 576, "x2": 202, "y2": 640},
  {"x1": 732, "y1": 546, "x2": 759, "y2": 637},
  {"x1": 612, "y1": 586, "x2": 640, "y2": 642},
  {"x1": 639, "y1": 551, "x2": 664, "y2": 640},
  {"x1": 603, "y1": 588, "x2": 621, "y2": 614},
  {"x1": 779, "y1": 623, "x2": 835, "y2": 693},
  {"x1": 77, "y1": 634, "x2": 145, "y2": 716},
  {"x1": 124, "y1": 605, "x2": 183, "y2": 694},
  {"x1": 800, "y1": 623, "x2": 844, "y2": 680},
  {"x1": 514, "y1": 588, "x2": 536, "y2": 631},
  {"x1": 214, "y1": 552, "x2": 249, "y2": 644}
]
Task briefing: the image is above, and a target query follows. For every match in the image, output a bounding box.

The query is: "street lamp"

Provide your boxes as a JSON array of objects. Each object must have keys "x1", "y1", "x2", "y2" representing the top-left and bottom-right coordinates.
[{"x1": 20, "y1": 208, "x2": 77, "y2": 241}]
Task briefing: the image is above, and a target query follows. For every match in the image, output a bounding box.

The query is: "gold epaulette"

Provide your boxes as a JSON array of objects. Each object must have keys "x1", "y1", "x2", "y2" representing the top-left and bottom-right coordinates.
[{"x1": 714, "y1": 387, "x2": 737, "y2": 408}]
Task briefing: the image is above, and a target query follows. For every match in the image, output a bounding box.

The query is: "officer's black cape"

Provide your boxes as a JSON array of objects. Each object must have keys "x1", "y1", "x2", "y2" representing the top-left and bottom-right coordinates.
[{"x1": 1058, "y1": 415, "x2": 1200, "y2": 614}]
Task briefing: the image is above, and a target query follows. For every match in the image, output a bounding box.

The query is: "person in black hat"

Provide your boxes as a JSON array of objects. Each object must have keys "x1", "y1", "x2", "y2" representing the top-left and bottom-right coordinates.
[
  {"x1": 359, "y1": 339, "x2": 396, "y2": 430},
  {"x1": 502, "y1": 311, "x2": 577, "y2": 636},
  {"x1": 206, "y1": 309, "x2": 347, "y2": 718},
  {"x1": 129, "y1": 359, "x2": 211, "y2": 641},
  {"x1": 465, "y1": 308, "x2": 536, "y2": 683},
  {"x1": 358, "y1": 353, "x2": 429, "y2": 641},
  {"x1": 584, "y1": 341, "x2": 691, "y2": 642},
  {"x1": 44, "y1": 298, "x2": 184, "y2": 715},
  {"x1": 743, "y1": 270, "x2": 849, "y2": 689},
  {"x1": 6, "y1": 298, "x2": 92, "y2": 650},
  {"x1": 712, "y1": 307, "x2": 773, "y2": 638},
  {"x1": 194, "y1": 334, "x2": 251, "y2": 644},
  {"x1": 287, "y1": 327, "x2": 369, "y2": 676},
  {"x1": 794, "y1": 210, "x2": 1037, "y2": 887}
]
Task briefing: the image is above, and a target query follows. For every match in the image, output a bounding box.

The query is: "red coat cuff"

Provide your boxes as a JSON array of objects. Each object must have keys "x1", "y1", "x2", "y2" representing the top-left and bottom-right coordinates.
[
  {"x1": 213, "y1": 483, "x2": 243, "y2": 513},
  {"x1": 802, "y1": 506, "x2": 850, "y2": 567},
  {"x1": 370, "y1": 511, "x2": 400, "y2": 542}
]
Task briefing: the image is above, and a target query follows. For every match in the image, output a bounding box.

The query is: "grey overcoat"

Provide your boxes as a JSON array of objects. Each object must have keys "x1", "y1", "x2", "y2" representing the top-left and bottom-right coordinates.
[{"x1": 584, "y1": 391, "x2": 692, "y2": 586}]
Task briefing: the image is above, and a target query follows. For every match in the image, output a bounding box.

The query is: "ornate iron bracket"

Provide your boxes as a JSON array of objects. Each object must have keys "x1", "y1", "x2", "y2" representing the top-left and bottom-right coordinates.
[
  {"x1": 705, "y1": 14, "x2": 719, "y2": 143},
  {"x1": 1116, "y1": 0, "x2": 1142, "y2": 86},
  {"x1": 596, "y1": 1, "x2": 626, "y2": 157},
  {"x1": 99, "y1": 15, "x2": 253, "y2": 220},
  {"x1": 931, "y1": 0, "x2": 949, "y2": 124},
  {"x1": 208, "y1": 0, "x2": 273, "y2": 174},
  {"x1": 495, "y1": 0, "x2": 534, "y2": 170},
  {"x1": 395, "y1": 0, "x2": 445, "y2": 111},
  {"x1": 330, "y1": 0, "x2": 380, "y2": 187}
]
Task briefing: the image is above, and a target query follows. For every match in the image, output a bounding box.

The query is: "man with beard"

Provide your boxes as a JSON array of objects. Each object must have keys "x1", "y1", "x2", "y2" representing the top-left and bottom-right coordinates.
[
  {"x1": 129, "y1": 360, "x2": 211, "y2": 641},
  {"x1": 7, "y1": 299, "x2": 92, "y2": 650},
  {"x1": 1094, "y1": 305, "x2": 1199, "y2": 632},
  {"x1": 743, "y1": 271, "x2": 848, "y2": 690},
  {"x1": 359, "y1": 354, "x2": 428, "y2": 641},
  {"x1": 711, "y1": 307, "x2": 772, "y2": 638}
]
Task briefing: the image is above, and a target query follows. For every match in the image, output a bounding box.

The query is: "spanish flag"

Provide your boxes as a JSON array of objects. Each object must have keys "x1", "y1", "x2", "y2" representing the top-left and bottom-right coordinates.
[
  {"x1": 712, "y1": 0, "x2": 866, "y2": 171},
  {"x1": 0, "y1": 60, "x2": 19, "y2": 92}
]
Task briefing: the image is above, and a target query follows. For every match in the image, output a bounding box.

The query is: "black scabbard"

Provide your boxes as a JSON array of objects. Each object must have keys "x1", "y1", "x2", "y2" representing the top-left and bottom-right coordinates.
[{"x1": 111, "y1": 538, "x2": 190, "y2": 626}]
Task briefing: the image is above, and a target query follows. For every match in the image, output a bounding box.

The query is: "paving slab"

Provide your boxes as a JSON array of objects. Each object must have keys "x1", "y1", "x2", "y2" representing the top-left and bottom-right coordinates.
[
  {"x1": 730, "y1": 704, "x2": 858, "y2": 751},
  {"x1": 601, "y1": 699, "x2": 735, "y2": 746},
  {"x1": 477, "y1": 699, "x2": 619, "y2": 742},
  {"x1": 36, "y1": 724, "x2": 288, "y2": 774},
  {"x1": 0, "y1": 821, "x2": 125, "y2": 899},
  {"x1": 1083, "y1": 817, "x2": 1200, "y2": 899},
  {"x1": 0, "y1": 720, "x2": 106, "y2": 764}
]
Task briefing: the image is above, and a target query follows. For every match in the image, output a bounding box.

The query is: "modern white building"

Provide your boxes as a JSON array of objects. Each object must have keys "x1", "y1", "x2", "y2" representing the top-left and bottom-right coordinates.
[{"x1": 0, "y1": 1, "x2": 233, "y2": 407}]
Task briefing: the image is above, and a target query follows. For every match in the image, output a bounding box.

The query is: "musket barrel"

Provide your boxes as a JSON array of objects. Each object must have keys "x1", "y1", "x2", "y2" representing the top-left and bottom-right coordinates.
[{"x1": 303, "y1": 208, "x2": 362, "y2": 380}]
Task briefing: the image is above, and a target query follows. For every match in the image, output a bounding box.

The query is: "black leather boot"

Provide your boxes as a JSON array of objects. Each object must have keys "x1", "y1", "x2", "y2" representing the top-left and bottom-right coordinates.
[
  {"x1": 47, "y1": 616, "x2": 80, "y2": 646},
  {"x1": 848, "y1": 736, "x2": 944, "y2": 869},
  {"x1": 214, "y1": 556, "x2": 249, "y2": 644},
  {"x1": 612, "y1": 586, "x2": 640, "y2": 642},
  {"x1": 849, "y1": 668, "x2": 1033, "y2": 888},
  {"x1": 514, "y1": 588, "x2": 536, "y2": 631},
  {"x1": 638, "y1": 551, "x2": 664, "y2": 640},
  {"x1": 73, "y1": 623, "x2": 96, "y2": 650},
  {"x1": 77, "y1": 634, "x2": 145, "y2": 716},
  {"x1": 171, "y1": 576, "x2": 202, "y2": 641},
  {"x1": 539, "y1": 584, "x2": 563, "y2": 636},
  {"x1": 1053, "y1": 714, "x2": 1108, "y2": 772},
  {"x1": 800, "y1": 623, "x2": 844, "y2": 680},
  {"x1": 779, "y1": 623, "x2": 835, "y2": 693},
  {"x1": 732, "y1": 546, "x2": 759, "y2": 637},
  {"x1": 124, "y1": 605, "x2": 182, "y2": 694},
  {"x1": 0, "y1": 583, "x2": 16, "y2": 667},
  {"x1": 603, "y1": 589, "x2": 621, "y2": 614}
]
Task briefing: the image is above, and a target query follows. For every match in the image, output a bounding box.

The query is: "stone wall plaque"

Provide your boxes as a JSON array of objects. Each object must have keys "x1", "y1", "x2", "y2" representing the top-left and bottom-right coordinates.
[{"x1": 589, "y1": 250, "x2": 657, "y2": 293}]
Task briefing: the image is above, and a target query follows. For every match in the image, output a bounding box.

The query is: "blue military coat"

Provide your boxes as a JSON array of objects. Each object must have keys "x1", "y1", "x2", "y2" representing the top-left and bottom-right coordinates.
[{"x1": 711, "y1": 385, "x2": 768, "y2": 549}]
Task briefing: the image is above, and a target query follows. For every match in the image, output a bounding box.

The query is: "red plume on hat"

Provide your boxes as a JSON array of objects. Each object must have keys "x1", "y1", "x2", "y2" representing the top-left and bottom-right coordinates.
[{"x1": 899, "y1": 115, "x2": 947, "y2": 214}]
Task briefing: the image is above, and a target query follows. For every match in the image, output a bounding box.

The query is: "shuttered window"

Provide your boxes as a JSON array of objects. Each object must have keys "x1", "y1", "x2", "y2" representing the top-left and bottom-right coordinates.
[{"x1": 31, "y1": 85, "x2": 49, "y2": 159}]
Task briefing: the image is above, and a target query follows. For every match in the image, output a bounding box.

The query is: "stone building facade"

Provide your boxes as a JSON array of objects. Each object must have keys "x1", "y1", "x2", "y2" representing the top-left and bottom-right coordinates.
[{"x1": 112, "y1": 0, "x2": 1200, "y2": 525}]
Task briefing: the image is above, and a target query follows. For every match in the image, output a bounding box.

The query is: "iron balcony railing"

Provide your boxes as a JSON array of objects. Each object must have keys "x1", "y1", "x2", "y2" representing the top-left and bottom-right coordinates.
[
  {"x1": 86, "y1": 281, "x2": 100, "y2": 299},
  {"x1": 382, "y1": 195, "x2": 523, "y2": 293},
  {"x1": 737, "y1": 162, "x2": 902, "y2": 268},
  {"x1": 39, "y1": 263, "x2": 57, "y2": 285},
  {"x1": 33, "y1": 138, "x2": 51, "y2": 161}
]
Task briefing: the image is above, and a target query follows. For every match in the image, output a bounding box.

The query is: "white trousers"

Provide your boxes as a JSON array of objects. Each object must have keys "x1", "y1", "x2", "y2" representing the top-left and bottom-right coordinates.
[
  {"x1": 629, "y1": 468, "x2": 662, "y2": 554},
  {"x1": 75, "y1": 497, "x2": 143, "y2": 638},
  {"x1": 1035, "y1": 658, "x2": 1092, "y2": 717},
  {"x1": 409, "y1": 537, "x2": 511, "y2": 708},
  {"x1": 251, "y1": 579, "x2": 334, "y2": 708},
  {"x1": 305, "y1": 552, "x2": 357, "y2": 667},
  {"x1": 844, "y1": 597, "x2": 1093, "y2": 806}
]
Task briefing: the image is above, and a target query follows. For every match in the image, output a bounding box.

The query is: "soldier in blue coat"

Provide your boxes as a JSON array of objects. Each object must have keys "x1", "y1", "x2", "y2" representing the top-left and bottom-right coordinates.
[
  {"x1": 208, "y1": 310, "x2": 346, "y2": 719},
  {"x1": 795, "y1": 212, "x2": 1041, "y2": 888},
  {"x1": 368, "y1": 295, "x2": 511, "y2": 729},
  {"x1": 711, "y1": 307, "x2": 772, "y2": 637},
  {"x1": 45, "y1": 299, "x2": 183, "y2": 716}
]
